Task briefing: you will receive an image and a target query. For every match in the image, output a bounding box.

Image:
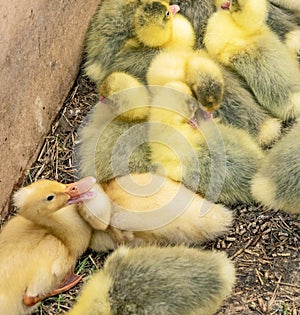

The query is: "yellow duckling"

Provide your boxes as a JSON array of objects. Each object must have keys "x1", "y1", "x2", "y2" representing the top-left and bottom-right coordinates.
[
  {"x1": 204, "y1": 0, "x2": 300, "y2": 121},
  {"x1": 63, "y1": 245, "x2": 235, "y2": 315},
  {"x1": 134, "y1": 0, "x2": 225, "y2": 113},
  {"x1": 147, "y1": 48, "x2": 225, "y2": 112},
  {"x1": 133, "y1": 1, "x2": 180, "y2": 48},
  {"x1": 0, "y1": 177, "x2": 96, "y2": 315},
  {"x1": 172, "y1": 0, "x2": 300, "y2": 60},
  {"x1": 84, "y1": 0, "x2": 181, "y2": 85},
  {"x1": 132, "y1": 2, "x2": 196, "y2": 50},
  {"x1": 141, "y1": 4, "x2": 224, "y2": 113},
  {"x1": 86, "y1": 172, "x2": 233, "y2": 251},
  {"x1": 110, "y1": 2, "x2": 194, "y2": 84}
]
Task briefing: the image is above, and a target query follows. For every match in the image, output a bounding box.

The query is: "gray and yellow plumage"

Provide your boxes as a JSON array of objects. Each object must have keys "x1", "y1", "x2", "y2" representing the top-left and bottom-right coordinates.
[
  {"x1": 214, "y1": 67, "x2": 282, "y2": 147},
  {"x1": 251, "y1": 120, "x2": 300, "y2": 214},
  {"x1": 84, "y1": 0, "x2": 177, "y2": 85},
  {"x1": 79, "y1": 72, "x2": 265, "y2": 206},
  {"x1": 171, "y1": 0, "x2": 300, "y2": 54},
  {"x1": 204, "y1": 0, "x2": 300, "y2": 121},
  {"x1": 64, "y1": 246, "x2": 235, "y2": 315}
]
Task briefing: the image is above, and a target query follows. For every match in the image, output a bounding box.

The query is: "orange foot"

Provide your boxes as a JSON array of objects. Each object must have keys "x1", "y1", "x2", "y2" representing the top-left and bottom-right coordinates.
[{"x1": 23, "y1": 272, "x2": 82, "y2": 307}]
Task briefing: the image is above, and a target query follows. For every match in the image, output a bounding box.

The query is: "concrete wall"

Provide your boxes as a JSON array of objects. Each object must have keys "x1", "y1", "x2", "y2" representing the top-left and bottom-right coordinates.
[{"x1": 0, "y1": 0, "x2": 100, "y2": 216}]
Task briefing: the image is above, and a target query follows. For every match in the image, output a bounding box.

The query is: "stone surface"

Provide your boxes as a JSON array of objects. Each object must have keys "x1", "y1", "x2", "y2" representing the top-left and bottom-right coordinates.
[{"x1": 0, "y1": 0, "x2": 100, "y2": 216}]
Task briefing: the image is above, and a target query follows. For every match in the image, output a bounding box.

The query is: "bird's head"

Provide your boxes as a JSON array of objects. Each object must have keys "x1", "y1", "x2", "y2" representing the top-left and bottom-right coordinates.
[
  {"x1": 13, "y1": 177, "x2": 96, "y2": 218},
  {"x1": 151, "y1": 82, "x2": 200, "y2": 128},
  {"x1": 99, "y1": 72, "x2": 150, "y2": 121},
  {"x1": 134, "y1": 1, "x2": 180, "y2": 47}
]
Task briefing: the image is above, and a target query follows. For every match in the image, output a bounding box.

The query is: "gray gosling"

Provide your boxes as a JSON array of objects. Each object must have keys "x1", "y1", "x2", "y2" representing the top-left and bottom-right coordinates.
[
  {"x1": 251, "y1": 120, "x2": 300, "y2": 214},
  {"x1": 63, "y1": 245, "x2": 235, "y2": 315},
  {"x1": 204, "y1": 0, "x2": 300, "y2": 121}
]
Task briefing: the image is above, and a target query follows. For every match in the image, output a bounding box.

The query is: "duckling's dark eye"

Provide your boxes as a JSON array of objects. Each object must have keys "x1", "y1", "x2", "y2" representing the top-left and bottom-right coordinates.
[
  {"x1": 46, "y1": 195, "x2": 55, "y2": 202},
  {"x1": 188, "y1": 100, "x2": 196, "y2": 111},
  {"x1": 165, "y1": 10, "x2": 170, "y2": 18},
  {"x1": 231, "y1": 0, "x2": 237, "y2": 5}
]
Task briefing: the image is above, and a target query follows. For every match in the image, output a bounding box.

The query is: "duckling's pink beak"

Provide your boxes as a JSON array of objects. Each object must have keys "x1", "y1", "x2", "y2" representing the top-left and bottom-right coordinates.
[
  {"x1": 65, "y1": 176, "x2": 97, "y2": 204},
  {"x1": 188, "y1": 116, "x2": 199, "y2": 129},
  {"x1": 221, "y1": 1, "x2": 230, "y2": 10},
  {"x1": 170, "y1": 4, "x2": 180, "y2": 16}
]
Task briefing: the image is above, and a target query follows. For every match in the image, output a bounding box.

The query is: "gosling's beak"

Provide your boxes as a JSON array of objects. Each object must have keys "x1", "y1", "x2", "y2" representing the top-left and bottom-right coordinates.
[
  {"x1": 100, "y1": 95, "x2": 106, "y2": 102},
  {"x1": 221, "y1": 1, "x2": 230, "y2": 9},
  {"x1": 65, "y1": 176, "x2": 97, "y2": 204},
  {"x1": 169, "y1": 4, "x2": 180, "y2": 16},
  {"x1": 188, "y1": 115, "x2": 199, "y2": 129}
]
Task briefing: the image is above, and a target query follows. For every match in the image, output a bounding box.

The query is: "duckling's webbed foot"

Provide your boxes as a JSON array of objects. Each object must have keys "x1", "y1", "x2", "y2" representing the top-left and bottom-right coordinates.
[
  {"x1": 23, "y1": 272, "x2": 82, "y2": 306},
  {"x1": 52, "y1": 272, "x2": 83, "y2": 295}
]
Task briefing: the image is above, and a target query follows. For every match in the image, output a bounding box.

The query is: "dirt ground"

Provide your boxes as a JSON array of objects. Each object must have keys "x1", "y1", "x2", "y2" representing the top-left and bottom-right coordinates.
[{"x1": 3, "y1": 71, "x2": 300, "y2": 315}]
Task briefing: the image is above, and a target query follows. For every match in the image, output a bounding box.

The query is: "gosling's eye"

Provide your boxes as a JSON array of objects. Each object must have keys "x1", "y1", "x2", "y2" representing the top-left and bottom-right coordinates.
[
  {"x1": 189, "y1": 101, "x2": 196, "y2": 111},
  {"x1": 46, "y1": 195, "x2": 55, "y2": 202},
  {"x1": 231, "y1": 0, "x2": 237, "y2": 5},
  {"x1": 165, "y1": 10, "x2": 171, "y2": 18}
]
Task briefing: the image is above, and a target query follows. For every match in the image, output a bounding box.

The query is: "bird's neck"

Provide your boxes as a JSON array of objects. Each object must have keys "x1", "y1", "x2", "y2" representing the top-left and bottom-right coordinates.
[{"x1": 20, "y1": 205, "x2": 91, "y2": 256}]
